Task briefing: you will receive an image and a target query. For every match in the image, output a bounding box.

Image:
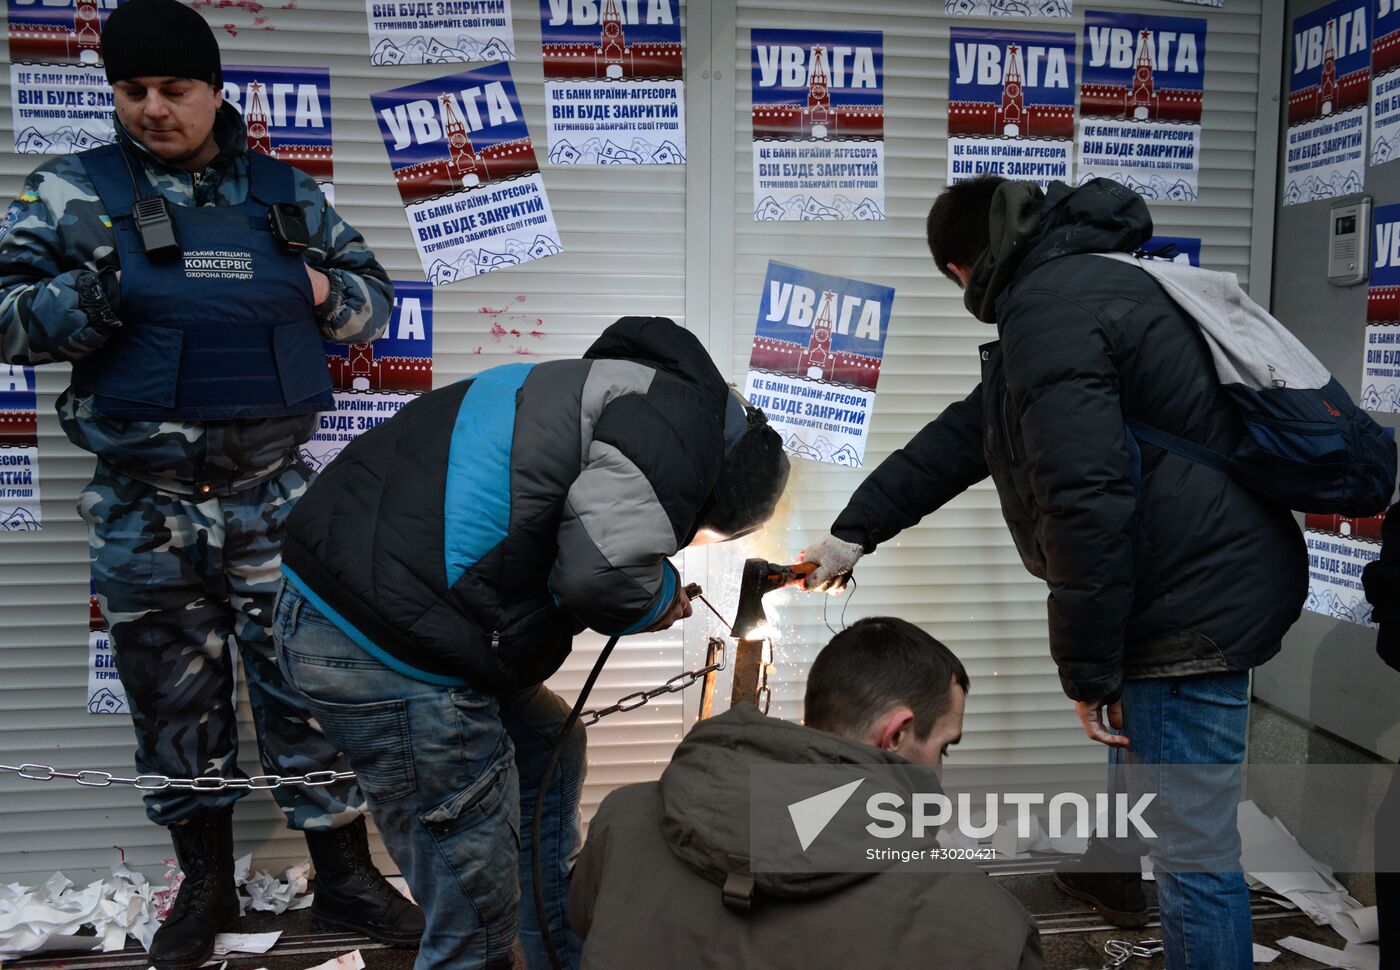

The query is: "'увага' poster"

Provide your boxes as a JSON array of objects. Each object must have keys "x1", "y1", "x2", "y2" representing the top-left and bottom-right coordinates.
[
  {"x1": 751, "y1": 29, "x2": 885, "y2": 221},
  {"x1": 542, "y1": 0, "x2": 685, "y2": 165},
  {"x1": 944, "y1": 0, "x2": 1071, "y2": 15},
  {"x1": 1373, "y1": 0, "x2": 1400, "y2": 167},
  {"x1": 743, "y1": 262, "x2": 894, "y2": 467},
  {"x1": 1077, "y1": 10, "x2": 1207, "y2": 202},
  {"x1": 1363, "y1": 204, "x2": 1400, "y2": 413},
  {"x1": 365, "y1": 0, "x2": 516, "y2": 65},
  {"x1": 7, "y1": 0, "x2": 116, "y2": 154},
  {"x1": 0, "y1": 365, "x2": 41, "y2": 531},
  {"x1": 947, "y1": 26, "x2": 1076, "y2": 190},
  {"x1": 1285, "y1": 0, "x2": 1370, "y2": 204},
  {"x1": 222, "y1": 66, "x2": 335, "y2": 203},
  {"x1": 1304, "y1": 512, "x2": 1386, "y2": 627},
  {"x1": 302, "y1": 281, "x2": 433, "y2": 473},
  {"x1": 373, "y1": 64, "x2": 563, "y2": 285}
]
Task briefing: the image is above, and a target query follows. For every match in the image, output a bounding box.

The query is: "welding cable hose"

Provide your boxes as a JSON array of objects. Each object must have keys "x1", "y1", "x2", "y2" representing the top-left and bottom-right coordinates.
[{"x1": 532, "y1": 633, "x2": 620, "y2": 970}]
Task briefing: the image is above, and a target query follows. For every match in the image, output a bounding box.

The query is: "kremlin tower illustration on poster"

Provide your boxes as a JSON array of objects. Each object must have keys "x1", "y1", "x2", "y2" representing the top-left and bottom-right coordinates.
[
  {"x1": 542, "y1": 0, "x2": 682, "y2": 81},
  {"x1": 239, "y1": 78, "x2": 334, "y2": 183},
  {"x1": 748, "y1": 289, "x2": 882, "y2": 391},
  {"x1": 388, "y1": 92, "x2": 538, "y2": 207},
  {"x1": 1080, "y1": 28, "x2": 1204, "y2": 123},
  {"x1": 948, "y1": 40, "x2": 1074, "y2": 139},
  {"x1": 752, "y1": 45, "x2": 884, "y2": 141}
]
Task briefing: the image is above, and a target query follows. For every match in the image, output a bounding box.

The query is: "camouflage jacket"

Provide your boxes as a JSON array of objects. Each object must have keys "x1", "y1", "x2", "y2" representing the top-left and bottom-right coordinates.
[{"x1": 0, "y1": 104, "x2": 392, "y2": 492}]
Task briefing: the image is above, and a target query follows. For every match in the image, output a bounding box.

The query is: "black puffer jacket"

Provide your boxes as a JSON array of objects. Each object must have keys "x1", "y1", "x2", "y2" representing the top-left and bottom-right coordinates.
[
  {"x1": 833, "y1": 179, "x2": 1307, "y2": 701},
  {"x1": 282, "y1": 318, "x2": 734, "y2": 693}
]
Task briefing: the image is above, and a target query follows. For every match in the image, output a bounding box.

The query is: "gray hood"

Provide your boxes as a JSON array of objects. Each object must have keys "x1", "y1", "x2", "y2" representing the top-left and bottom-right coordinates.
[{"x1": 657, "y1": 704, "x2": 934, "y2": 899}]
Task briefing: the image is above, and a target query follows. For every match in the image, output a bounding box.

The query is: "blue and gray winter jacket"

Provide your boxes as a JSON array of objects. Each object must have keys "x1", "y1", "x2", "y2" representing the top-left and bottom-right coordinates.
[{"x1": 281, "y1": 318, "x2": 735, "y2": 692}]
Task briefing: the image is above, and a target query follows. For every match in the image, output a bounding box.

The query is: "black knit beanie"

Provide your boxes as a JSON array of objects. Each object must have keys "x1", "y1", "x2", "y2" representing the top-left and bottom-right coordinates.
[{"x1": 101, "y1": 0, "x2": 222, "y2": 87}]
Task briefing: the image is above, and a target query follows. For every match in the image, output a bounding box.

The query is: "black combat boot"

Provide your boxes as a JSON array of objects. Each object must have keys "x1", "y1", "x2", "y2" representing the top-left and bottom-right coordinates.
[
  {"x1": 148, "y1": 810, "x2": 240, "y2": 970},
  {"x1": 1053, "y1": 840, "x2": 1150, "y2": 928},
  {"x1": 306, "y1": 816, "x2": 425, "y2": 947}
]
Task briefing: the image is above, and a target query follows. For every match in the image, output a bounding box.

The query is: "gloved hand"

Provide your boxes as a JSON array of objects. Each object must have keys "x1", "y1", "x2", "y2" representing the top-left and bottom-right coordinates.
[{"x1": 797, "y1": 533, "x2": 864, "y2": 591}]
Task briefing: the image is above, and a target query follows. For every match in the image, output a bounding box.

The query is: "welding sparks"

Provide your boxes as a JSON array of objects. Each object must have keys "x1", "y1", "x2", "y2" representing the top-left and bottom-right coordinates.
[{"x1": 745, "y1": 622, "x2": 781, "y2": 643}]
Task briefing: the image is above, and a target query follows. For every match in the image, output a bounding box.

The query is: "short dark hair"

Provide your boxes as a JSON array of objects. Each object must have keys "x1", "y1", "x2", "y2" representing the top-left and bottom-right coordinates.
[
  {"x1": 804, "y1": 617, "x2": 969, "y2": 742},
  {"x1": 699, "y1": 420, "x2": 790, "y2": 538},
  {"x1": 926, "y1": 175, "x2": 1007, "y2": 283}
]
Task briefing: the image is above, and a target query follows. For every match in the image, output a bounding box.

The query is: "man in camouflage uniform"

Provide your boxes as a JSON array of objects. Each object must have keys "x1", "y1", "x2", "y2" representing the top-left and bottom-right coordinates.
[{"x1": 0, "y1": 2, "x2": 422, "y2": 967}]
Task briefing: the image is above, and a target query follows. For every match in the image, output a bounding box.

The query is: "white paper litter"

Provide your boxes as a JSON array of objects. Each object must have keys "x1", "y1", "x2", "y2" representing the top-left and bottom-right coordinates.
[
  {"x1": 1276, "y1": 936, "x2": 1381, "y2": 970},
  {"x1": 0, "y1": 860, "x2": 172, "y2": 957},
  {"x1": 1253, "y1": 942, "x2": 1280, "y2": 963},
  {"x1": 236, "y1": 854, "x2": 313, "y2": 915},
  {"x1": 304, "y1": 949, "x2": 366, "y2": 970},
  {"x1": 1329, "y1": 906, "x2": 1380, "y2": 945},
  {"x1": 213, "y1": 931, "x2": 282, "y2": 955},
  {"x1": 0, "y1": 852, "x2": 313, "y2": 957}
]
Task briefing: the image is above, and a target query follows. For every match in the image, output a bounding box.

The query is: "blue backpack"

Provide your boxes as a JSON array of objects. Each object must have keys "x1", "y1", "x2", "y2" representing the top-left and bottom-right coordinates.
[{"x1": 1100, "y1": 253, "x2": 1397, "y2": 518}]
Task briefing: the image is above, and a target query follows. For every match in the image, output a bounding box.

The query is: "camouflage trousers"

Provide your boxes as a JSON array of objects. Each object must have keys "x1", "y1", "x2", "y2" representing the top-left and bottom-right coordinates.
[{"x1": 80, "y1": 459, "x2": 366, "y2": 829}]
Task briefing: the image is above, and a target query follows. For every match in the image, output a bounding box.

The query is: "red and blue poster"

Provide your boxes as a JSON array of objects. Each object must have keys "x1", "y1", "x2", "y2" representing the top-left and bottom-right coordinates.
[
  {"x1": 542, "y1": 0, "x2": 685, "y2": 165},
  {"x1": 743, "y1": 262, "x2": 894, "y2": 467},
  {"x1": 302, "y1": 281, "x2": 434, "y2": 473},
  {"x1": 222, "y1": 65, "x2": 335, "y2": 203},
  {"x1": 1077, "y1": 10, "x2": 1206, "y2": 203},
  {"x1": 7, "y1": 0, "x2": 116, "y2": 154},
  {"x1": 1372, "y1": 0, "x2": 1400, "y2": 167},
  {"x1": 1363, "y1": 204, "x2": 1400, "y2": 414},
  {"x1": 87, "y1": 578, "x2": 125, "y2": 714},
  {"x1": 0, "y1": 365, "x2": 40, "y2": 531},
  {"x1": 372, "y1": 64, "x2": 563, "y2": 285},
  {"x1": 947, "y1": 26, "x2": 1076, "y2": 190},
  {"x1": 1304, "y1": 511, "x2": 1386, "y2": 627},
  {"x1": 1144, "y1": 234, "x2": 1201, "y2": 266},
  {"x1": 1285, "y1": 0, "x2": 1369, "y2": 204},
  {"x1": 751, "y1": 28, "x2": 884, "y2": 221},
  {"x1": 365, "y1": 0, "x2": 515, "y2": 65}
]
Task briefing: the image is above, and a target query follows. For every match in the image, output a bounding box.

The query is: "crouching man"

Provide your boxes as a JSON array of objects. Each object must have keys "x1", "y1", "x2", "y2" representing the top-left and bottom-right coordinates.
[
  {"x1": 569, "y1": 617, "x2": 1043, "y2": 969},
  {"x1": 273, "y1": 317, "x2": 791, "y2": 970}
]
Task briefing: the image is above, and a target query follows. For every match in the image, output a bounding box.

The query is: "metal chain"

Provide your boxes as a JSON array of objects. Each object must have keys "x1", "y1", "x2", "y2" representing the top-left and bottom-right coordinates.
[
  {"x1": 0, "y1": 762, "x2": 356, "y2": 791},
  {"x1": 756, "y1": 639, "x2": 773, "y2": 716},
  {"x1": 580, "y1": 649, "x2": 728, "y2": 727},
  {"x1": 1074, "y1": 939, "x2": 1164, "y2": 970},
  {"x1": 4, "y1": 629, "x2": 735, "y2": 789}
]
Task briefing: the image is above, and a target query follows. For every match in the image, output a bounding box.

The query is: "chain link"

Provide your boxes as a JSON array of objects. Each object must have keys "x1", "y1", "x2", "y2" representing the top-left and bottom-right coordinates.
[
  {"x1": 580, "y1": 647, "x2": 728, "y2": 727},
  {"x1": 1, "y1": 762, "x2": 357, "y2": 792},
  {"x1": 1074, "y1": 939, "x2": 1164, "y2": 970},
  {"x1": 4, "y1": 641, "x2": 735, "y2": 789}
]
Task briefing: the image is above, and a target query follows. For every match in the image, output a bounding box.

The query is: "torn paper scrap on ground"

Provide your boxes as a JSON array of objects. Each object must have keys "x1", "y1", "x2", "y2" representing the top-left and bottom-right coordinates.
[
  {"x1": 1253, "y1": 942, "x2": 1280, "y2": 963},
  {"x1": 213, "y1": 931, "x2": 282, "y2": 955},
  {"x1": 235, "y1": 854, "x2": 313, "y2": 915},
  {"x1": 1329, "y1": 906, "x2": 1380, "y2": 944},
  {"x1": 0, "y1": 860, "x2": 169, "y2": 956},
  {"x1": 304, "y1": 950, "x2": 366, "y2": 970},
  {"x1": 1276, "y1": 936, "x2": 1381, "y2": 970}
]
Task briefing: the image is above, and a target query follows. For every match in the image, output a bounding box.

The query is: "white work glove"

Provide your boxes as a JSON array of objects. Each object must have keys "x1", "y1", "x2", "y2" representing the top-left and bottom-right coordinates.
[{"x1": 798, "y1": 533, "x2": 865, "y2": 592}]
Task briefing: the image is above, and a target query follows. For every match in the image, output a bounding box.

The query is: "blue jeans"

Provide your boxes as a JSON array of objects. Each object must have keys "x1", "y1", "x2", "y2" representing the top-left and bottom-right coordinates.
[
  {"x1": 1115, "y1": 673, "x2": 1253, "y2": 970},
  {"x1": 273, "y1": 582, "x2": 586, "y2": 970}
]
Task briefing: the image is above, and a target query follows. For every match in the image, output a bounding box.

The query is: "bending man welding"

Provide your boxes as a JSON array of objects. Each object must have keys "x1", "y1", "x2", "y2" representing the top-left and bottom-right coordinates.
[
  {"x1": 0, "y1": 2, "x2": 416, "y2": 967},
  {"x1": 799, "y1": 177, "x2": 1307, "y2": 970},
  {"x1": 274, "y1": 316, "x2": 791, "y2": 970}
]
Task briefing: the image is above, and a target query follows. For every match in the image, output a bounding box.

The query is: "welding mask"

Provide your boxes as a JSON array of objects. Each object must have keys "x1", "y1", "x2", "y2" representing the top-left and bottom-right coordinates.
[{"x1": 695, "y1": 389, "x2": 791, "y2": 542}]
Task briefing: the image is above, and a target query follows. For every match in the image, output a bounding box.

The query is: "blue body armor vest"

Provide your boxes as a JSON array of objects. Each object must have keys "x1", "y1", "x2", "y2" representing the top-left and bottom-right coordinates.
[{"x1": 70, "y1": 144, "x2": 334, "y2": 420}]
